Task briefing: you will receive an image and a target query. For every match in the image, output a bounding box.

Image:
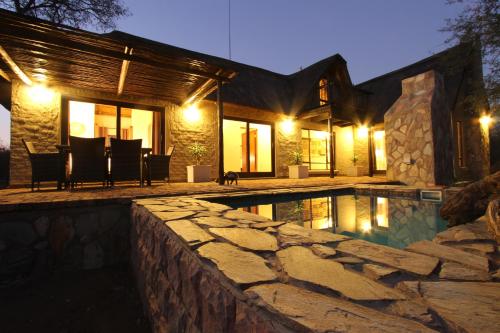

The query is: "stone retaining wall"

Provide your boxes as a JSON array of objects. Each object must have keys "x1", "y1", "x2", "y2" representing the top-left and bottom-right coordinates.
[
  {"x1": 0, "y1": 203, "x2": 130, "y2": 287},
  {"x1": 131, "y1": 196, "x2": 500, "y2": 333}
]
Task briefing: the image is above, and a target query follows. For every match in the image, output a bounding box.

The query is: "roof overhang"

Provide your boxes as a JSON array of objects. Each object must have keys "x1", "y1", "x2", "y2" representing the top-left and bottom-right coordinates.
[{"x1": 0, "y1": 9, "x2": 237, "y2": 105}]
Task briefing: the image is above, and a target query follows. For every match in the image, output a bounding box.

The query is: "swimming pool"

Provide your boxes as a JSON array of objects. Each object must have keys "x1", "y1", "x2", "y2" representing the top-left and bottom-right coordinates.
[{"x1": 210, "y1": 190, "x2": 447, "y2": 249}]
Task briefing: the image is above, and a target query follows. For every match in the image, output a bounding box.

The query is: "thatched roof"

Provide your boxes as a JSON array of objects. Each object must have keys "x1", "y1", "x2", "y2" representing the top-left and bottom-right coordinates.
[{"x1": 355, "y1": 42, "x2": 482, "y2": 124}]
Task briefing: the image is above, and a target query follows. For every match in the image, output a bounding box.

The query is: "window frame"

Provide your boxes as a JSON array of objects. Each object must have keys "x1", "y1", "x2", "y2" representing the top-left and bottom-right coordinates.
[
  {"x1": 301, "y1": 128, "x2": 331, "y2": 171},
  {"x1": 61, "y1": 96, "x2": 165, "y2": 154}
]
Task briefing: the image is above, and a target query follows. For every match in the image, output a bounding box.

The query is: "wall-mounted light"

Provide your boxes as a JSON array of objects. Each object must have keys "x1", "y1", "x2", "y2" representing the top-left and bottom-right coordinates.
[
  {"x1": 360, "y1": 219, "x2": 372, "y2": 233},
  {"x1": 479, "y1": 114, "x2": 492, "y2": 128},
  {"x1": 183, "y1": 104, "x2": 201, "y2": 123},
  {"x1": 281, "y1": 117, "x2": 295, "y2": 134},
  {"x1": 29, "y1": 84, "x2": 55, "y2": 104},
  {"x1": 357, "y1": 125, "x2": 368, "y2": 139}
]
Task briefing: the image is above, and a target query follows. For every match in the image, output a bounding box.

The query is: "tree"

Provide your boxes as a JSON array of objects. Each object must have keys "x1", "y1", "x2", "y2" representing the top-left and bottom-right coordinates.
[
  {"x1": 441, "y1": 0, "x2": 499, "y2": 108},
  {"x1": 0, "y1": 0, "x2": 130, "y2": 31}
]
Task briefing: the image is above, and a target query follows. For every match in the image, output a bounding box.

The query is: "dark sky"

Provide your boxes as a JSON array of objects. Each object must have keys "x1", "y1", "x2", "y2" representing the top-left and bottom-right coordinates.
[{"x1": 0, "y1": 0, "x2": 465, "y2": 146}]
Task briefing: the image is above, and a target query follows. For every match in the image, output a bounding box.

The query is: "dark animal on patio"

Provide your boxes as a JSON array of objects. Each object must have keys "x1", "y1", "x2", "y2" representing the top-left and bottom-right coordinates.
[{"x1": 216, "y1": 171, "x2": 239, "y2": 185}]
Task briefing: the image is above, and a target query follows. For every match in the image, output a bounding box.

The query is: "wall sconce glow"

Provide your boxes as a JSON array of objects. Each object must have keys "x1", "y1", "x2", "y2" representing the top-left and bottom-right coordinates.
[
  {"x1": 281, "y1": 118, "x2": 294, "y2": 134},
  {"x1": 479, "y1": 115, "x2": 492, "y2": 128},
  {"x1": 360, "y1": 219, "x2": 372, "y2": 233},
  {"x1": 357, "y1": 125, "x2": 368, "y2": 139},
  {"x1": 29, "y1": 85, "x2": 54, "y2": 104},
  {"x1": 183, "y1": 104, "x2": 201, "y2": 123}
]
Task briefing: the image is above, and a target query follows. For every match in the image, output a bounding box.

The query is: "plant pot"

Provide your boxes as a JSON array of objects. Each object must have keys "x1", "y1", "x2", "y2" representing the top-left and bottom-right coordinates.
[
  {"x1": 288, "y1": 165, "x2": 309, "y2": 179},
  {"x1": 346, "y1": 165, "x2": 362, "y2": 177},
  {"x1": 187, "y1": 165, "x2": 211, "y2": 183}
]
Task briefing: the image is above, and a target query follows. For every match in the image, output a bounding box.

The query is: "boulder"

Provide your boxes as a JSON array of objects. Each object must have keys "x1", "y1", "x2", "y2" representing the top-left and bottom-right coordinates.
[
  {"x1": 486, "y1": 199, "x2": 500, "y2": 242},
  {"x1": 440, "y1": 171, "x2": 500, "y2": 226}
]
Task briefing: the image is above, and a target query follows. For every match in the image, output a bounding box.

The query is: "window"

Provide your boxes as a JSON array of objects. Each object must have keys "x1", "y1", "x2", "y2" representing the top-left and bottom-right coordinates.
[
  {"x1": 319, "y1": 78, "x2": 329, "y2": 106},
  {"x1": 301, "y1": 129, "x2": 330, "y2": 170},
  {"x1": 373, "y1": 130, "x2": 387, "y2": 171},
  {"x1": 66, "y1": 99, "x2": 163, "y2": 154},
  {"x1": 456, "y1": 121, "x2": 465, "y2": 167},
  {"x1": 223, "y1": 118, "x2": 273, "y2": 174}
]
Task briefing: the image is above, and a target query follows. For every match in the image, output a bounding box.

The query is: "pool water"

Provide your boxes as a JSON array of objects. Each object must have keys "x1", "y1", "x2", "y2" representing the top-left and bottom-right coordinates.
[{"x1": 212, "y1": 191, "x2": 447, "y2": 249}]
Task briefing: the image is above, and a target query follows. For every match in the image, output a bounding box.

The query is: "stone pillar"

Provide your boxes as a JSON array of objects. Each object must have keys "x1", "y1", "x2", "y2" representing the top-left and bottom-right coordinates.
[
  {"x1": 385, "y1": 70, "x2": 453, "y2": 186},
  {"x1": 353, "y1": 128, "x2": 370, "y2": 176},
  {"x1": 10, "y1": 80, "x2": 61, "y2": 185},
  {"x1": 276, "y1": 119, "x2": 301, "y2": 177}
]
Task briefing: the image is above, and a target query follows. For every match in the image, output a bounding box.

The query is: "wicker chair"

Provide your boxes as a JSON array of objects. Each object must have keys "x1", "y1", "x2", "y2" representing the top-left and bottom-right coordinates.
[
  {"x1": 22, "y1": 139, "x2": 62, "y2": 191},
  {"x1": 69, "y1": 136, "x2": 107, "y2": 188},
  {"x1": 109, "y1": 138, "x2": 143, "y2": 186},
  {"x1": 146, "y1": 145, "x2": 175, "y2": 185}
]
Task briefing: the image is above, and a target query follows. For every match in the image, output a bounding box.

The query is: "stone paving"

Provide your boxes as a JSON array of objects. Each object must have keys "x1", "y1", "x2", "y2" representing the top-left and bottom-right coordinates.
[
  {"x1": 0, "y1": 176, "x2": 388, "y2": 212},
  {"x1": 131, "y1": 195, "x2": 500, "y2": 333}
]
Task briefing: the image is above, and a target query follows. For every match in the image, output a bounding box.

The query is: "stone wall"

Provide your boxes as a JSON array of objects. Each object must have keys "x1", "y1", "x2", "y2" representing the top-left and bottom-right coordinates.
[
  {"x1": 385, "y1": 71, "x2": 453, "y2": 186},
  {"x1": 0, "y1": 203, "x2": 130, "y2": 287}
]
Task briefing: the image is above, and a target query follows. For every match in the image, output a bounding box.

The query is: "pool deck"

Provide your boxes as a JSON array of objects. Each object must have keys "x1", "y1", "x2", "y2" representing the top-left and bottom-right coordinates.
[{"x1": 0, "y1": 176, "x2": 398, "y2": 212}]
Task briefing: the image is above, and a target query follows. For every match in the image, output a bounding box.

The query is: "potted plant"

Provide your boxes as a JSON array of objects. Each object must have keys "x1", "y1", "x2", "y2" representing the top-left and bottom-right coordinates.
[
  {"x1": 346, "y1": 154, "x2": 361, "y2": 176},
  {"x1": 288, "y1": 149, "x2": 309, "y2": 179},
  {"x1": 187, "y1": 142, "x2": 211, "y2": 182}
]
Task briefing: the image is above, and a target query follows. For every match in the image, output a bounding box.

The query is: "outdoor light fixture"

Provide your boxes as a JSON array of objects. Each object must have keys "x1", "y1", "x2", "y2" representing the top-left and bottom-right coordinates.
[
  {"x1": 360, "y1": 219, "x2": 372, "y2": 233},
  {"x1": 357, "y1": 125, "x2": 368, "y2": 138},
  {"x1": 183, "y1": 104, "x2": 201, "y2": 123},
  {"x1": 281, "y1": 117, "x2": 295, "y2": 134},
  {"x1": 29, "y1": 84, "x2": 54, "y2": 104},
  {"x1": 479, "y1": 114, "x2": 492, "y2": 127}
]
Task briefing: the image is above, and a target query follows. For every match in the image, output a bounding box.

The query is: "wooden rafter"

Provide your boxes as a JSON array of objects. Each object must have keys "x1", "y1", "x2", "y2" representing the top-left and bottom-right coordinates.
[
  {"x1": 0, "y1": 67, "x2": 10, "y2": 82},
  {"x1": 0, "y1": 45, "x2": 32, "y2": 85},
  {"x1": 117, "y1": 46, "x2": 133, "y2": 95},
  {"x1": 183, "y1": 71, "x2": 237, "y2": 106}
]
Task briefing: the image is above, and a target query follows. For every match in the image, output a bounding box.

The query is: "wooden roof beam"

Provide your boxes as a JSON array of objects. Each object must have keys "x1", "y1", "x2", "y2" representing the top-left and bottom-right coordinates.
[
  {"x1": 0, "y1": 67, "x2": 11, "y2": 82},
  {"x1": 183, "y1": 71, "x2": 237, "y2": 106},
  {"x1": 0, "y1": 45, "x2": 32, "y2": 85},
  {"x1": 117, "y1": 46, "x2": 133, "y2": 95}
]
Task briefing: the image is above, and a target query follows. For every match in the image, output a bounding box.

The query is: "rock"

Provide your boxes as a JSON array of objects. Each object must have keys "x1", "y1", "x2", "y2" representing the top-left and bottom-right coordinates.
[
  {"x1": 134, "y1": 199, "x2": 165, "y2": 206},
  {"x1": 486, "y1": 199, "x2": 500, "y2": 241},
  {"x1": 434, "y1": 219, "x2": 494, "y2": 244},
  {"x1": 419, "y1": 281, "x2": 500, "y2": 333},
  {"x1": 448, "y1": 242, "x2": 496, "y2": 256},
  {"x1": 396, "y1": 281, "x2": 421, "y2": 297},
  {"x1": 165, "y1": 220, "x2": 214, "y2": 247},
  {"x1": 196, "y1": 201, "x2": 231, "y2": 212},
  {"x1": 33, "y1": 216, "x2": 50, "y2": 237},
  {"x1": 492, "y1": 270, "x2": 500, "y2": 280},
  {"x1": 406, "y1": 240, "x2": 489, "y2": 272},
  {"x1": 249, "y1": 221, "x2": 285, "y2": 229},
  {"x1": 0, "y1": 222, "x2": 37, "y2": 246},
  {"x1": 153, "y1": 211, "x2": 196, "y2": 221},
  {"x1": 83, "y1": 241, "x2": 104, "y2": 270},
  {"x1": 278, "y1": 223, "x2": 349, "y2": 246},
  {"x1": 263, "y1": 227, "x2": 277, "y2": 233},
  {"x1": 333, "y1": 256, "x2": 364, "y2": 265},
  {"x1": 246, "y1": 283, "x2": 434, "y2": 333},
  {"x1": 363, "y1": 264, "x2": 399, "y2": 279},
  {"x1": 439, "y1": 262, "x2": 491, "y2": 281},
  {"x1": 48, "y1": 216, "x2": 74, "y2": 257},
  {"x1": 385, "y1": 300, "x2": 434, "y2": 325},
  {"x1": 277, "y1": 246, "x2": 405, "y2": 301},
  {"x1": 310, "y1": 244, "x2": 336, "y2": 258},
  {"x1": 208, "y1": 228, "x2": 279, "y2": 252},
  {"x1": 197, "y1": 242, "x2": 276, "y2": 285},
  {"x1": 440, "y1": 171, "x2": 500, "y2": 226},
  {"x1": 336, "y1": 239, "x2": 439, "y2": 276},
  {"x1": 223, "y1": 210, "x2": 270, "y2": 222},
  {"x1": 192, "y1": 216, "x2": 238, "y2": 228}
]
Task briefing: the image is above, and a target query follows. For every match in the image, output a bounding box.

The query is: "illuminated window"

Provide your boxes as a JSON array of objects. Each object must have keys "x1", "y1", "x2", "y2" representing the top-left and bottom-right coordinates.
[
  {"x1": 375, "y1": 197, "x2": 389, "y2": 228},
  {"x1": 68, "y1": 100, "x2": 162, "y2": 153},
  {"x1": 373, "y1": 130, "x2": 387, "y2": 171},
  {"x1": 301, "y1": 129, "x2": 330, "y2": 170},
  {"x1": 319, "y1": 78, "x2": 329, "y2": 105}
]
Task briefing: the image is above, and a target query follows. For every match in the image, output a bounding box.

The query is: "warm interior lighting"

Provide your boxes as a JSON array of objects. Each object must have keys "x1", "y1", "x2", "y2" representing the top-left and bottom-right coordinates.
[
  {"x1": 29, "y1": 85, "x2": 54, "y2": 104},
  {"x1": 183, "y1": 104, "x2": 201, "y2": 123},
  {"x1": 357, "y1": 125, "x2": 368, "y2": 138},
  {"x1": 373, "y1": 130, "x2": 387, "y2": 170},
  {"x1": 360, "y1": 219, "x2": 372, "y2": 233},
  {"x1": 281, "y1": 118, "x2": 295, "y2": 134},
  {"x1": 479, "y1": 115, "x2": 492, "y2": 127}
]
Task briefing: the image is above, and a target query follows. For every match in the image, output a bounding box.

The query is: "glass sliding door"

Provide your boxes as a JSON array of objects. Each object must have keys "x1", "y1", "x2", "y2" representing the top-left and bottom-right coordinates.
[
  {"x1": 373, "y1": 130, "x2": 387, "y2": 172},
  {"x1": 223, "y1": 118, "x2": 274, "y2": 176},
  {"x1": 301, "y1": 129, "x2": 330, "y2": 170},
  {"x1": 66, "y1": 98, "x2": 163, "y2": 154}
]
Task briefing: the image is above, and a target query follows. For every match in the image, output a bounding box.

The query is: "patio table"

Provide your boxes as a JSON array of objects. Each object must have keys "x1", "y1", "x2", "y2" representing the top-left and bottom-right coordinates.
[{"x1": 55, "y1": 145, "x2": 153, "y2": 189}]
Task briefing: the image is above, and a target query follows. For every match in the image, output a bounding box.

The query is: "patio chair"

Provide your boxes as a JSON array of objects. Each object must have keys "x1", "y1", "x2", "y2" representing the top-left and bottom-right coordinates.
[
  {"x1": 22, "y1": 139, "x2": 62, "y2": 191},
  {"x1": 146, "y1": 145, "x2": 175, "y2": 185},
  {"x1": 109, "y1": 138, "x2": 143, "y2": 186},
  {"x1": 69, "y1": 136, "x2": 107, "y2": 188}
]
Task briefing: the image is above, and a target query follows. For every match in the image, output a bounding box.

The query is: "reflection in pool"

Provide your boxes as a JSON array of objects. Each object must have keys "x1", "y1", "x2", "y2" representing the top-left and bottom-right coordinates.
[{"x1": 223, "y1": 194, "x2": 447, "y2": 249}]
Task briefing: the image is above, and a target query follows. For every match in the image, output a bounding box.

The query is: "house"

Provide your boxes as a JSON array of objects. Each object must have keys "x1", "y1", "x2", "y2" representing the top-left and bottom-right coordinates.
[{"x1": 0, "y1": 9, "x2": 491, "y2": 187}]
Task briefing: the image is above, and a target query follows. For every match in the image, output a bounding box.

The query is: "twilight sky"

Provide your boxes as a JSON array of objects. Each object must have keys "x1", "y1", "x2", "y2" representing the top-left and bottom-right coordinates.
[{"x1": 0, "y1": 0, "x2": 465, "y2": 147}]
